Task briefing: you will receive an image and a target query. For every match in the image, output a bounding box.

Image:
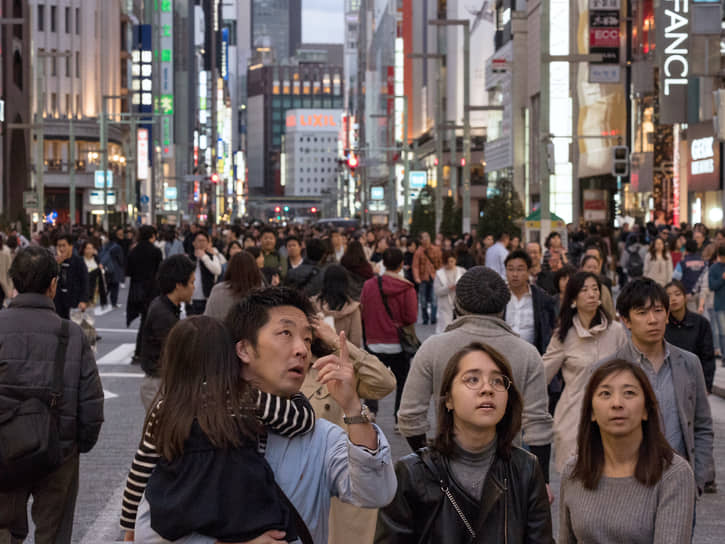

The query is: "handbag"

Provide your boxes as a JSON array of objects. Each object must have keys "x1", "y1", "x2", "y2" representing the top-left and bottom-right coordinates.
[
  {"x1": 0, "y1": 320, "x2": 70, "y2": 491},
  {"x1": 377, "y1": 275, "x2": 421, "y2": 357}
]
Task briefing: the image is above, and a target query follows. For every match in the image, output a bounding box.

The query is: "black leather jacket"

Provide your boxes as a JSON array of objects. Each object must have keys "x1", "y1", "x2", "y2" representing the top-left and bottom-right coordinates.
[{"x1": 375, "y1": 447, "x2": 553, "y2": 544}]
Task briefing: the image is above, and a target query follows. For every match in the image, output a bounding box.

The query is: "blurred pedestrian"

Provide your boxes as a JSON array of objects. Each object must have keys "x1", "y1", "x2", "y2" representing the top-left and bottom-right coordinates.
[
  {"x1": 54, "y1": 234, "x2": 89, "y2": 319},
  {"x1": 412, "y1": 232, "x2": 442, "y2": 325},
  {"x1": 433, "y1": 249, "x2": 465, "y2": 333},
  {"x1": 204, "y1": 252, "x2": 263, "y2": 322},
  {"x1": 644, "y1": 237, "x2": 673, "y2": 287}
]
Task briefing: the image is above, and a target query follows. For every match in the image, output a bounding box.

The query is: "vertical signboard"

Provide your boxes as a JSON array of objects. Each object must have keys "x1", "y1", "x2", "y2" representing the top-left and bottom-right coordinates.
[
  {"x1": 588, "y1": 0, "x2": 621, "y2": 83},
  {"x1": 158, "y1": 0, "x2": 174, "y2": 158},
  {"x1": 656, "y1": 0, "x2": 689, "y2": 124},
  {"x1": 137, "y1": 128, "x2": 149, "y2": 180}
]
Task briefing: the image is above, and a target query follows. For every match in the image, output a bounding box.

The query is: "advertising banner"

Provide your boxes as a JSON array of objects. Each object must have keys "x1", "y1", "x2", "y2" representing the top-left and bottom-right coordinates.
[
  {"x1": 687, "y1": 122, "x2": 721, "y2": 192},
  {"x1": 656, "y1": 0, "x2": 689, "y2": 124}
]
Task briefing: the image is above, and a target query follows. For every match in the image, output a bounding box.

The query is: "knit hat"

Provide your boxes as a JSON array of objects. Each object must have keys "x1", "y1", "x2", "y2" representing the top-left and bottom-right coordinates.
[{"x1": 455, "y1": 266, "x2": 511, "y2": 315}]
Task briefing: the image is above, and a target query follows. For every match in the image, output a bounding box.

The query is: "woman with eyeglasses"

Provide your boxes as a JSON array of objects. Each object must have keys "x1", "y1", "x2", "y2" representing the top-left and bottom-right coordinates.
[
  {"x1": 559, "y1": 359, "x2": 695, "y2": 543},
  {"x1": 375, "y1": 342, "x2": 553, "y2": 544}
]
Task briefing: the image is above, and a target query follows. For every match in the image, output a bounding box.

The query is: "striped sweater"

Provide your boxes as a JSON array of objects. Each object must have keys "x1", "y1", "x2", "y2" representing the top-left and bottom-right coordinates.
[{"x1": 120, "y1": 391, "x2": 315, "y2": 531}]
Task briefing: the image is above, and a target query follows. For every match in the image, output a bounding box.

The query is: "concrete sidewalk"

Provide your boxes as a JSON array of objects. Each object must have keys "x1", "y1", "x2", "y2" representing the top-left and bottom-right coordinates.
[{"x1": 711, "y1": 362, "x2": 725, "y2": 399}]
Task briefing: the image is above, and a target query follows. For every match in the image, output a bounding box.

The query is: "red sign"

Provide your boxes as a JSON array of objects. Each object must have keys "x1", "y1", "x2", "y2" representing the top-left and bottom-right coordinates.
[
  {"x1": 589, "y1": 28, "x2": 620, "y2": 48},
  {"x1": 286, "y1": 113, "x2": 338, "y2": 128}
]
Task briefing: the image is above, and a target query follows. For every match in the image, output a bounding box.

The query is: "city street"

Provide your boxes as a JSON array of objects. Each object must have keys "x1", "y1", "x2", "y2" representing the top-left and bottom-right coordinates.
[{"x1": 15, "y1": 284, "x2": 725, "y2": 543}]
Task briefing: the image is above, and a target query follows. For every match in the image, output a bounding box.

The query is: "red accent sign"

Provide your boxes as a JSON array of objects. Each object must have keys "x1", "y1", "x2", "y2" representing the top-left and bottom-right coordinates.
[{"x1": 589, "y1": 28, "x2": 620, "y2": 48}]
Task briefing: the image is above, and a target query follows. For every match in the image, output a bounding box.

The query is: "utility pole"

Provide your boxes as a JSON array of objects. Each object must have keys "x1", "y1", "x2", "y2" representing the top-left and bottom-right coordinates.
[
  {"x1": 402, "y1": 96, "x2": 411, "y2": 228},
  {"x1": 69, "y1": 115, "x2": 75, "y2": 225},
  {"x1": 210, "y1": 0, "x2": 218, "y2": 222}
]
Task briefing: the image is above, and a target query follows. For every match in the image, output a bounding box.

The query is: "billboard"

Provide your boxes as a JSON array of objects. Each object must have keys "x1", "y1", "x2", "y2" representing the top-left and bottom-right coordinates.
[{"x1": 656, "y1": 0, "x2": 689, "y2": 124}]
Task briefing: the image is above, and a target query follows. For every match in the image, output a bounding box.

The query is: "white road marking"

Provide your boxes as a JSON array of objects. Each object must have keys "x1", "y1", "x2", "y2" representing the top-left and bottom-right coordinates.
[
  {"x1": 96, "y1": 328, "x2": 138, "y2": 333},
  {"x1": 97, "y1": 343, "x2": 136, "y2": 365},
  {"x1": 103, "y1": 389, "x2": 118, "y2": 399},
  {"x1": 99, "y1": 372, "x2": 145, "y2": 378}
]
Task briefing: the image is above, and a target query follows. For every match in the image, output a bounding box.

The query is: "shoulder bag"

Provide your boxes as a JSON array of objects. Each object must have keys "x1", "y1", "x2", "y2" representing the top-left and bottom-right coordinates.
[
  {"x1": 377, "y1": 275, "x2": 421, "y2": 358},
  {"x1": 0, "y1": 320, "x2": 70, "y2": 490}
]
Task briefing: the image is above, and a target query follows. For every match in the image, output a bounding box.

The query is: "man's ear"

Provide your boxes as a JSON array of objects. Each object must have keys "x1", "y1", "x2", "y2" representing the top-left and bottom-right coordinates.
[
  {"x1": 620, "y1": 315, "x2": 632, "y2": 331},
  {"x1": 236, "y1": 340, "x2": 253, "y2": 364}
]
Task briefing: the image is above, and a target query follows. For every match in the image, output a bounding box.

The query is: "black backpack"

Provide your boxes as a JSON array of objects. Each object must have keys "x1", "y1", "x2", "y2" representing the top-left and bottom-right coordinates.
[
  {"x1": 0, "y1": 321, "x2": 70, "y2": 491},
  {"x1": 626, "y1": 247, "x2": 644, "y2": 278}
]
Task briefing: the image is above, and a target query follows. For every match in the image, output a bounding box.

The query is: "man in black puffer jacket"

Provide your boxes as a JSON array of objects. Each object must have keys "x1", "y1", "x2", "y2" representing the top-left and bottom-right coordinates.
[{"x1": 0, "y1": 247, "x2": 104, "y2": 544}]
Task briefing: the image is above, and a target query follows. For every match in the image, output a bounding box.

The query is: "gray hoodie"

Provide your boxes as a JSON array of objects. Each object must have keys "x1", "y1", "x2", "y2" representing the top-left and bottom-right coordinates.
[{"x1": 397, "y1": 314, "x2": 553, "y2": 447}]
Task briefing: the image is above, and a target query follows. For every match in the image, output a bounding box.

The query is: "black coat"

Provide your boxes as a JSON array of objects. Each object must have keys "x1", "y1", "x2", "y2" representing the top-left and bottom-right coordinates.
[
  {"x1": 375, "y1": 447, "x2": 553, "y2": 544},
  {"x1": 284, "y1": 259, "x2": 320, "y2": 295},
  {"x1": 665, "y1": 311, "x2": 716, "y2": 392},
  {"x1": 0, "y1": 294, "x2": 104, "y2": 459},
  {"x1": 139, "y1": 295, "x2": 180, "y2": 377},
  {"x1": 503, "y1": 284, "x2": 557, "y2": 355},
  {"x1": 54, "y1": 254, "x2": 89, "y2": 319},
  {"x1": 126, "y1": 241, "x2": 163, "y2": 326}
]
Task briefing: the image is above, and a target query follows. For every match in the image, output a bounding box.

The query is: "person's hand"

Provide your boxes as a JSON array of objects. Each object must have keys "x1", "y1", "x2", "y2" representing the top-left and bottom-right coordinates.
[
  {"x1": 311, "y1": 315, "x2": 340, "y2": 348},
  {"x1": 698, "y1": 303, "x2": 705, "y2": 314},
  {"x1": 546, "y1": 484, "x2": 554, "y2": 505},
  {"x1": 220, "y1": 530, "x2": 287, "y2": 544},
  {"x1": 123, "y1": 530, "x2": 134, "y2": 542},
  {"x1": 313, "y1": 331, "x2": 358, "y2": 414},
  {"x1": 194, "y1": 248, "x2": 206, "y2": 259},
  {"x1": 78, "y1": 302, "x2": 87, "y2": 312},
  {"x1": 449, "y1": 284, "x2": 456, "y2": 291}
]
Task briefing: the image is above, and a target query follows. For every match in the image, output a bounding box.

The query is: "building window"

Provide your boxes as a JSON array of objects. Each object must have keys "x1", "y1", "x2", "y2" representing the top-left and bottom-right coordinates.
[
  {"x1": 65, "y1": 7, "x2": 70, "y2": 33},
  {"x1": 50, "y1": 5, "x2": 56, "y2": 32},
  {"x1": 65, "y1": 93, "x2": 71, "y2": 114},
  {"x1": 50, "y1": 51, "x2": 57, "y2": 76},
  {"x1": 65, "y1": 52, "x2": 70, "y2": 77},
  {"x1": 76, "y1": 94, "x2": 81, "y2": 115},
  {"x1": 37, "y1": 4, "x2": 44, "y2": 31},
  {"x1": 50, "y1": 92, "x2": 57, "y2": 114},
  {"x1": 75, "y1": 8, "x2": 80, "y2": 34},
  {"x1": 75, "y1": 51, "x2": 80, "y2": 77}
]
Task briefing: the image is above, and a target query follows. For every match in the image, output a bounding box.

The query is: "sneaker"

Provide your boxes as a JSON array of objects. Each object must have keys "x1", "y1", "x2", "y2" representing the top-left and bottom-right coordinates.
[{"x1": 705, "y1": 481, "x2": 718, "y2": 494}]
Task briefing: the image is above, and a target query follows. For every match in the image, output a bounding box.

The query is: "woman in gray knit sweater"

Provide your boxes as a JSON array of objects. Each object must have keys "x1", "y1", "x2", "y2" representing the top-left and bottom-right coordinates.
[{"x1": 559, "y1": 359, "x2": 695, "y2": 543}]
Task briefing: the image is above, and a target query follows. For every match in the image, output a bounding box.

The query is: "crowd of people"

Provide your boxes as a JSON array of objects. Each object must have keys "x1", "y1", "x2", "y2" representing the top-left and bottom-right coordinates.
[{"x1": 0, "y1": 216, "x2": 722, "y2": 543}]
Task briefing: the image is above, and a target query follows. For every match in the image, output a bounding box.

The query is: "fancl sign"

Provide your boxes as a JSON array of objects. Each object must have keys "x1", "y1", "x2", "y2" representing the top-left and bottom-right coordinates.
[{"x1": 657, "y1": 0, "x2": 689, "y2": 124}]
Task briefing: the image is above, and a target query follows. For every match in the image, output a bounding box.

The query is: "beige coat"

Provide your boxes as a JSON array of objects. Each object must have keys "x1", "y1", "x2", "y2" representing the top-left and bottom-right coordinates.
[
  {"x1": 0, "y1": 247, "x2": 13, "y2": 299},
  {"x1": 543, "y1": 315, "x2": 628, "y2": 471},
  {"x1": 313, "y1": 297, "x2": 363, "y2": 347},
  {"x1": 300, "y1": 341, "x2": 396, "y2": 544}
]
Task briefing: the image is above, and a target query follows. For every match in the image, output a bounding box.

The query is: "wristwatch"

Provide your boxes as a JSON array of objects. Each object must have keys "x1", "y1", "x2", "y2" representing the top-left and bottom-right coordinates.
[{"x1": 343, "y1": 401, "x2": 371, "y2": 425}]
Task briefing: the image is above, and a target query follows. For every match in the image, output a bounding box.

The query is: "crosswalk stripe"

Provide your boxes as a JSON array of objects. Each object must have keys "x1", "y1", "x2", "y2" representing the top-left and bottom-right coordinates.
[
  {"x1": 96, "y1": 328, "x2": 138, "y2": 333},
  {"x1": 103, "y1": 389, "x2": 118, "y2": 399},
  {"x1": 97, "y1": 343, "x2": 136, "y2": 365}
]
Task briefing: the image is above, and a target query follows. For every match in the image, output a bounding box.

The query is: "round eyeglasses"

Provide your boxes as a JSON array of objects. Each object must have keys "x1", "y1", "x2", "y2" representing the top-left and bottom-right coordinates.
[{"x1": 460, "y1": 374, "x2": 511, "y2": 393}]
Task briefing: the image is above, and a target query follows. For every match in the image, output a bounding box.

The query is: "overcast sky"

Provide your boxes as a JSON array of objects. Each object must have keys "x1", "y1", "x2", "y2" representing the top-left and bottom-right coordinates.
[{"x1": 302, "y1": 0, "x2": 344, "y2": 43}]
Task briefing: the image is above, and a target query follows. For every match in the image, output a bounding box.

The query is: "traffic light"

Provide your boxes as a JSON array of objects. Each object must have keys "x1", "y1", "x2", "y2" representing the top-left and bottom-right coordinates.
[
  {"x1": 348, "y1": 154, "x2": 359, "y2": 170},
  {"x1": 274, "y1": 206, "x2": 281, "y2": 213},
  {"x1": 460, "y1": 157, "x2": 466, "y2": 167},
  {"x1": 612, "y1": 146, "x2": 629, "y2": 177},
  {"x1": 210, "y1": 173, "x2": 220, "y2": 184},
  {"x1": 433, "y1": 157, "x2": 439, "y2": 166},
  {"x1": 310, "y1": 207, "x2": 318, "y2": 214},
  {"x1": 283, "y1": 205, "x2": 289, "y2": 212}
]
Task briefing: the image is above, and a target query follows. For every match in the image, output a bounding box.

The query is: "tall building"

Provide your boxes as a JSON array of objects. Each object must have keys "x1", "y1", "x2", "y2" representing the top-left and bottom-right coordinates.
[
  {"x1": 1, "y1": 0, "x2": 32, "y2": 221},
  {"x1": 26, "y1": 0, "x2": 127, "y2": 225},
  {"x1": 246, "y1": 53, "x2": 343, "y2": 198},
  {"x1": 251, "y1": 0, "x2": 301, "y2": 64}
]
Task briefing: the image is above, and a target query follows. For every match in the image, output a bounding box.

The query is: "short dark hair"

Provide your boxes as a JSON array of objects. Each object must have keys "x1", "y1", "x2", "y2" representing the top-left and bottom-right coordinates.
[
  {"x1": 382, "y1": 247, "x2": 403, "y2": 270},
  {"x1": 285, "y1": 235, "x2": 301, "y2": 246},
  {"x1": 553, "y1": 264, "x2": 576, "y2": 294},
  {"x1": 684, "y1": 239, "x2": 698, "y2": 253},
  {"x1": 10, "y1": 247, "x2": 59, "y2": 294},
  {"x1": 305, "y1": 237, "x2": 327, "y2": 262},
  {"x1": 505, "y1": 249, "x2": 532, "y2": 269},
  {"x1": 616, "y1": 277, "x2": 669, "y2": 319},
  {"x1": 260, "y1": 227, "x2": 276, "y2": 237},
  {"x1": 157, "y1": 255, "x2": 195, "y2": 295},
  {"x1": 224, "y1": 287, "x2": 315, "y2": 348},
  {"x1": 194, "y1": 231, "x2": 210, "y2": 242},
  {"x1": 433, "y1": 342, "x2": 522, "y2": 460},
  {"x1": 718, "y1": 244, "x2": 725, "y2": 257},
  {"x1": 138, "y1": 225, "x2": 156, "y2": 242},
  {"x1": 572, "y1": 359, "x2": 673, "y2": 490},
  {"x1": 495, "y1": 231, "x2": 509, "y2": 241}
]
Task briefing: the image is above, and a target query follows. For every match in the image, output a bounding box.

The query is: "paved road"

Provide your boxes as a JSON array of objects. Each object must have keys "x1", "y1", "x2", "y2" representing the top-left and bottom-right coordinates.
[{"x1": 18, "y1": 286, "x2": 725, "y2": 542}]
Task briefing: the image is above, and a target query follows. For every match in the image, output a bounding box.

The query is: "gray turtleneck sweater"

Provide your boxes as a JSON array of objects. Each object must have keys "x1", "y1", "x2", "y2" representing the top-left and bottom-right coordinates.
[{"x1": 448, "y1": 438, "x2": 497, "y2": 500}]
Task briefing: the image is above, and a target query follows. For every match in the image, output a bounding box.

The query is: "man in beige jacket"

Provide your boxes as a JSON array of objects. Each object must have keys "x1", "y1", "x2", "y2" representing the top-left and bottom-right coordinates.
[{"x1": 301, "y1": 320, "x2": 397, "y2": 544}]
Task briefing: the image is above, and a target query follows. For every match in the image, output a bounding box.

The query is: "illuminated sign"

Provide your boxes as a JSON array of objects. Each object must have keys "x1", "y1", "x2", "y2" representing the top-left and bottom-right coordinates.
[
  {"x1": 221, "y1": 27, "x2": 229, "y2": 81},
  {"x1": 132, "y1": 25, "x2": 153, "y2": 108},
  {"x1": 137, "y1": 129, "x2": 149, "y2": 180},
  {"x1": 657, "y1": 0, "x2": 689, "y2": 124},
  {"x1": 688, "y1": 123, "x2": 721, "y2": 192},
  {"x1": 94, "y1": 171, "x2": 113, "y2": 189},
  {"x1": 90, "y1": 190, "x2": 117, "y2": 206},
  {"x1": 158, "y1": 0, "x2": 174, "y2": 158},
  {"x1": 286, "y1": 113, "x2": 338, "y2": 128},
  {"x1": 371, "y1": 187, "x2": 384, "y2": 200},
  {"x1": 409, "y1": 171, "x2": 427, "y2": 189},
  {"x1": 691, "y1": 136, "x2": 714, "y2": 175}
]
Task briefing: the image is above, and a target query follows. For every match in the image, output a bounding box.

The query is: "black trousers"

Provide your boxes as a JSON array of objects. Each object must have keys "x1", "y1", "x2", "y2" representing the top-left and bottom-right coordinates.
[
  {"x1": 0, "y1": 453, "x2": 79, "y2": 544},
  {"x1": 366, "y1": 350, "x2": 410, "y2": 422}
]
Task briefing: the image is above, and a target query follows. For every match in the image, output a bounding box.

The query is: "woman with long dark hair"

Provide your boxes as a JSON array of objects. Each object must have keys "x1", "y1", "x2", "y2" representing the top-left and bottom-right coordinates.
[
  {"x1": 314, "y1": 264, "x2": 363, "y2": 347},
  {"x1": 341, "y1": 240, "x2": 374, "y2": 300},
  {"x1": 120, "y1": 316, "x2": 316, "y2": 542},
  {"x1": 560, "y1": 359, "x2": 695, "y2": 543},
  {"x1": 644, "y1": 237, "x2": 673, "y2": 286},
  {"x1": 543, "y1": 272, "x2": 627, "y2": 472},
  {"x1": 204, "y1": 252, "x2": 263, "y2": 321},
  {"x1": 375, "y1": 342, "x2": 552, "y2": 543}
]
